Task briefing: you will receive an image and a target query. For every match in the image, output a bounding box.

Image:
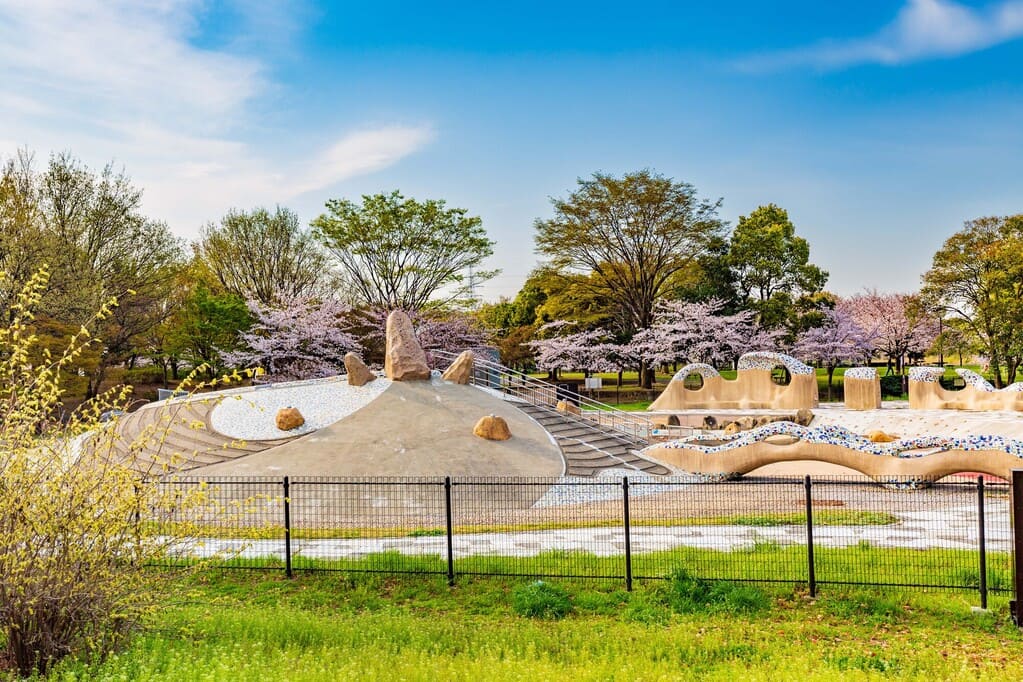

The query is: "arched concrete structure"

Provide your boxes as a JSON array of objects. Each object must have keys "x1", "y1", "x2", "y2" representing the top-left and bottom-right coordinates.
[
  {"x1": 649, "y1": 351, "x2": 818, "y2": 411},
  {"x1": 643, "y1": 422, "x2": 1023, "y2": 483},
  {"x1": 909, "y1": 367, "x2": 1023, "y2": 411}
]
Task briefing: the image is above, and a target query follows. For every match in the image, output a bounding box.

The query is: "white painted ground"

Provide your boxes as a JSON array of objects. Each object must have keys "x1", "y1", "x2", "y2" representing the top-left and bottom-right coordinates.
[{"x1": 210, "y1": 376, "x2": 392, "y2": 441}]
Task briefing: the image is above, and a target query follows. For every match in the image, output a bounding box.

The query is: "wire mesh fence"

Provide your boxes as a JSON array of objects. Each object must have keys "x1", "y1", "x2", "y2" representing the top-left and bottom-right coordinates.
[{"x1": 143, "y1": 474, "x2": 1015, "y2": 605}]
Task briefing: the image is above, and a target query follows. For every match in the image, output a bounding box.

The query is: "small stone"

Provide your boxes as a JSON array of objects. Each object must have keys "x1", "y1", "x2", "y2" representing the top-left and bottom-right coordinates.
[
  {"x1": 723, "y1": 422, "x2": 741, "y2": 435},
  {"x1": 556, "y1": 400, "x2": 581, "y2": 415},
  {"x1": 275, "y1": 407, "x2": 305, "y2": 431},
  {"x1": 384, "y1": 310, "x2": 431, "y2": 381},
  {"x1": 795, "y1": 409, "x2": 814, "y2": 426},
  {"x1": 344, "y1": 352, "x2": 376, "y2": 387},
  {"x1": 473, "y1": 414, "x2": 511, "y2": 441},
  {"x1": 702, "y1": 415, "x2": 718, "y2": 429},
  {"x1": 441, "y1": 350, "x2": 474, "y2": 384},
  {"x1": 866, "y1": 430, "x2": 897, "y2": 443}
]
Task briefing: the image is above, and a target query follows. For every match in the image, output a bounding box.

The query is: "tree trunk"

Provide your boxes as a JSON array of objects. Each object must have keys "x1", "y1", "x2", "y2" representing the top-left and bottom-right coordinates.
[
  {"x1": 827, "y1": 365, "x2": 835, "y2": 402},
  {"x1": 639, "y1": 360, "x2": 653, "y2": 390}
]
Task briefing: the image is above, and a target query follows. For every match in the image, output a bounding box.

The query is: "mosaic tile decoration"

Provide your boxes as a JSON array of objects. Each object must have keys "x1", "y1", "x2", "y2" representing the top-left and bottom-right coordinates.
[
  {"x1": 648, "y1": 420, "x2": 1023, "y2": 458},
  {"x1": 843, "y1": 366, "x2": 878, "y2": 380},
  {"x1": 670, "y1": 363, "x2": 721, "y2": 382},
  {"x1": 736, "y1": 351, "x2": 814, "y2": 375},
  {"x1": 908, "y1": 367, "x2": 944, "y2": 383},
  {"x1": 954, "y1": 368, "x2": 995, "y2": 392}
]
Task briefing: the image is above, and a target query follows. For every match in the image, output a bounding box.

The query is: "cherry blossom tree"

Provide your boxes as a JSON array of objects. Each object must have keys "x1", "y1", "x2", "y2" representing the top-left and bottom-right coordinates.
[
  {"x1": 793, "y1": 306, "x2": 874, "y2": 400},
  {"x1": 528, "y1": 322, "x2": 611, "y2": 380},
  {"x1": 630, "y1": 299, "x2": 784, "y2": 368},
  {"x1": 844, "y1": 291, "x2": 939, "y2": 375},
  {"x1": 222, "y1": 297, "x2": 362, "y2": 381}
]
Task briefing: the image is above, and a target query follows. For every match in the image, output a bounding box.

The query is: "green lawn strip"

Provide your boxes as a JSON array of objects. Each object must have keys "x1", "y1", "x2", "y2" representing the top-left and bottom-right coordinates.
[
  {"x1": 145, "y1": 510, "x2": 897, "y2": 541},
  {"x1": 46, "y1": 568, "x2": 1023, "y2": 681}
]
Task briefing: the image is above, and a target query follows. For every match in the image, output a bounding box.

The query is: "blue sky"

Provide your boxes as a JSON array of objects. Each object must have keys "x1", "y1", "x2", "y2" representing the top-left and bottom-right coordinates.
[{"x1": 1, "y1": 1, "x2": 1021, "y2": 301}]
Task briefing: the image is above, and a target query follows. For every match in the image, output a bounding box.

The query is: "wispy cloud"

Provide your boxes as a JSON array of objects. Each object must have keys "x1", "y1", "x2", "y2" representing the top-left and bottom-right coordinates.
[
  {"x1": 0, "y1": 1, "x2": 432, "y2": 234},
  {"x1": 739, "y1": 0, "x2": 1023, "y2": 71}
]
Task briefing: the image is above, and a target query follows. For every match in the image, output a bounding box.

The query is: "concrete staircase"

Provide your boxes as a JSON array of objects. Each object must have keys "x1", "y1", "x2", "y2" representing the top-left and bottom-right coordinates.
[
  {"x1": 515, "y1": 403, "x2": 670, "y2": 477},
  {"x1": 103, "y1": 398, "x2": 294, "y2": 473}
]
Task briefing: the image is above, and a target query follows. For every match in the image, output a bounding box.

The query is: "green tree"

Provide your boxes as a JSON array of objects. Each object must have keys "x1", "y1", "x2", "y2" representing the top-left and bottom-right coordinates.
[
  {"x1": 534, "y1": 170, "x2": 725, "y2": 387},
  {"x1": 162, "y1": 282, "x2": 253, "y2": 380},
  {"x1": 728, "y1": 204, "x2": 828, "y2": 329},
  {"x1": 312, "y1": 190, "x2": 496, "y2": 311},
  {"x1": 922, "y1": 215, "x2": 1023, "y2": 386},
  {"x1": 3, "y1": 151, "x2": 186, "y2": 397},
  {"x1": 197, "y1": 206, "x2": 332, "y2": 306}
]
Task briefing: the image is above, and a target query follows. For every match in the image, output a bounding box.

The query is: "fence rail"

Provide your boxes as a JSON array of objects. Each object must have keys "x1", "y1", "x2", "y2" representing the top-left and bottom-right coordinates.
[{"x1": 148, "y1": 473, "x2": 1016, "y2": 608}]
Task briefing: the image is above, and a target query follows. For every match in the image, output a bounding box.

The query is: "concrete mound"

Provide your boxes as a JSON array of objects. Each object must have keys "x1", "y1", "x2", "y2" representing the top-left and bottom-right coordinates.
[{"x1": 190, "y1": 380, "x2": 562, "y2": 479}]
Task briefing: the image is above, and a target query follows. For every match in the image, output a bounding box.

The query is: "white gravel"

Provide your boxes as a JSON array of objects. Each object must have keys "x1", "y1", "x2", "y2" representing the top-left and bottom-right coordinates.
[{"x1": 210, "y1": 376, "x2": 392, "y2": 441}]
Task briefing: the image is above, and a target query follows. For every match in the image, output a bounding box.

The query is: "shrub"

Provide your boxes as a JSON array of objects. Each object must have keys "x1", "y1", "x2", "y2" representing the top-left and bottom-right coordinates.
[
  {"x1": 879, "y1": 375, "x2": 905, "y2": 397},
  {"x1": 511, "y1": 581, "x2": 573, "y2": 619},
  {"x1": 662, "y1": 567, "x2": 769, "y2": 615},
  {"x1": 0, "y1": 270, "x2": 251, "y2": 676}
]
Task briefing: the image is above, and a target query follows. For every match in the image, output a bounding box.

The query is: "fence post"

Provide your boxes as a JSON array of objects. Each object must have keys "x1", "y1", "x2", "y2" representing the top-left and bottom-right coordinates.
[
  {"x1": 444, "y1": 476, "x2": 455, "y2": 587},
  {"x1": 804, "y1": 475, "x2": 817, "y2": 598},
  {"x1": 977, "y1": 475, "x2": 988, "y2": 610},
  {"x1": 283, "y1": 476, "x2": 293, "y2": 579},
  {"x1": 1012, "y1": 470, "x2": 1023, "y2": 626},
  {"x1": 622, "y1": 476, "x2": 633, "y2": 592}
]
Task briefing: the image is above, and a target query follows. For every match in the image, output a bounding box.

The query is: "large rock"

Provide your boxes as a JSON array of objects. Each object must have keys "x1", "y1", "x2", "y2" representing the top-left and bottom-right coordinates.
[
  {"x1": 441, "y1": 350, "x2": 474, "y2": 384},
  {"x1": 474, "y1": 414, "x2": 511, "y2": 441},
  {"x1": 384, "y1": 310, "x2": 431, "y2": 381},
  {"x1": 795, "y1": 408, "x2": 814, "y2": 426},
  {"x1": 556, "y1": 400, "x2": 581, "y2": 415},
  {"x1": 276, "y1": 407, "x2": 305, "y2": 431},
  {"x1": 344, "y1": 352, "x2": 376, "y2": 387}
]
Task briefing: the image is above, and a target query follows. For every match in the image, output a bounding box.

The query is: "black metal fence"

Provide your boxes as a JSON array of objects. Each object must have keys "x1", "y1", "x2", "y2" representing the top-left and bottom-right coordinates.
[{"x1": 148, "y1": 474, "x2": 1014, "y2": 606}]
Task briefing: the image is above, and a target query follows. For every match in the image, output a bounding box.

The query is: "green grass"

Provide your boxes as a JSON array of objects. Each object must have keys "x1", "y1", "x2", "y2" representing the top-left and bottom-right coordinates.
[
  {"x1": 147, "y1": 510, "x2": 897, "y2": 541},
  {"x1": 35, "y1": 560, "x2": 1023, "y2": 681}
]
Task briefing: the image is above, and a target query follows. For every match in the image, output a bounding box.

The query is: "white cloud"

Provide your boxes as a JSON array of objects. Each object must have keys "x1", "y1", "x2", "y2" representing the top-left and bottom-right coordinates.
[
  {"x1": 739, "y1": 0, "x2": 1023, "y2": 71},
  {"x1": 0, "y1": 1, "x2": 432, "y2": 235}
]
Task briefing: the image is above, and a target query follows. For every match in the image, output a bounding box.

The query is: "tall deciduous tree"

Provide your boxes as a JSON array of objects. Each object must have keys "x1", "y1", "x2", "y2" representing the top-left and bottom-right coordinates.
[
  {"x1": 222, "y1": 297, "x2": 361, "y2": 381},
  {"x1": 844, "y1": 290, "x2": 939, "y2": 376},
  {"x1": 792, "y1": 305, "x2": 874, "y2": 400},
  {"x1": 533, "y1": 170, "x2": 725, "y2": 388},
  {"x1": 312, "y1": 191, "x2": 496, "y2": 312},
  {"x1": 922, "y1": 215, "x2": 1023, "y2": 386},
  {"x1": 728, "y1": 204, "x2": 828, "y2": 330},
  {"x1": 197, "y1": 206, "x2": 331, "y2": 306}
]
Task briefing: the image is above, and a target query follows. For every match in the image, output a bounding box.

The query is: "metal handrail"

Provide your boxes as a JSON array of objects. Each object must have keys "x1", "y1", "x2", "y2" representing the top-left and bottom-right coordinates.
[{"x1": 431, "y1": 350, "x2": 692, "y2": 443}]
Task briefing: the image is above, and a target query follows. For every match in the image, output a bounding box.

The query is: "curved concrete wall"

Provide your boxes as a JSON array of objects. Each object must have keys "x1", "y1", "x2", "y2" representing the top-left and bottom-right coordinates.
[{"x1": 649, "y1": 369, "x2": 818, "y2": 411}]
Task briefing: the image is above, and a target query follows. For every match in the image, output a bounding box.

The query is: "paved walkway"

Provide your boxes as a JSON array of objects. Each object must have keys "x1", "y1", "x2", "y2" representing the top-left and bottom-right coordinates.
[{"x1": 171, "y1": 500, "x2": 1010, "y2": 561}]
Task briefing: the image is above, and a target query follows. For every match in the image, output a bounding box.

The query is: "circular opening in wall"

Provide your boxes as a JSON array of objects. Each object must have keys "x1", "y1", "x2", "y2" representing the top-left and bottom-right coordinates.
[
  {"x1": 771, "y1": 366, "x2": 792, "y2": 386},
  {"x1": 682, "y1": 373, "x2": 704, "y2": 390}
]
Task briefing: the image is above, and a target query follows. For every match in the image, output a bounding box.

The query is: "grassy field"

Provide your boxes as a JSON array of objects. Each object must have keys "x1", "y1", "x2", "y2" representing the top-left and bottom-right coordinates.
[{"x1": 34, "y1": 566, "x2": 1023, "y2": 681}]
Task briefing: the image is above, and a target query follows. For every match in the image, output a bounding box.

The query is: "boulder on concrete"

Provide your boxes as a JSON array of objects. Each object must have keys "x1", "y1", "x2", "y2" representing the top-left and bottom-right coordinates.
[
  {"x1": 556, "y1": 400, "x2": 581, "y2": 415},
  {"x1": 474, "y1": 414, "x2": 511, "y2": 441},
  {"x1": 442, "y1": 350, "x2": 474, "y2": 384},
  {"x1": 344, "y1": 352, "x2": 376, "y2": 387},
  {"x1": 276, "y1": 407, "x2": 305, "y2": 431},
  {"x1": 384, "y1": 310, "x2": 431, "y2": 381}
]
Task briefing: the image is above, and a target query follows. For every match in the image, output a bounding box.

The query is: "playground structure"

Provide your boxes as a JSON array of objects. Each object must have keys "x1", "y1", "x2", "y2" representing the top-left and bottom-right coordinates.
[
  {"x1": 843, "y1": 367, "x2": 882, "y2": 410},
  {"x1": 648, "y1": 351, "x2": 819, "y2": 411},
  {"x1": 643, "y1": 421, "x2": 1023, "y2": 485},
  {"x1": 909, "y1": 367, "x2": 1023, "y2": 411}
]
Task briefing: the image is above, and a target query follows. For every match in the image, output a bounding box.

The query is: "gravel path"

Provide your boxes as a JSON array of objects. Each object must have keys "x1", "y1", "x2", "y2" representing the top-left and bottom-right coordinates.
[{"x1": 210, "y1": 376, "x2": 391, "y2": 441}]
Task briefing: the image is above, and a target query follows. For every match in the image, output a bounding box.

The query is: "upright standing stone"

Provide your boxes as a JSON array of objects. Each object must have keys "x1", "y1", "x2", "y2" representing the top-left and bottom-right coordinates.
[
  {"x1": 344, "y1": 352, "x2": 376, "y2": 386},
  {"x1": 441, "y1": 350, "x2": 474, "y2": 384},
  {"x1": 384, "y1": 310, "x2": 431, "y2": 381}
]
